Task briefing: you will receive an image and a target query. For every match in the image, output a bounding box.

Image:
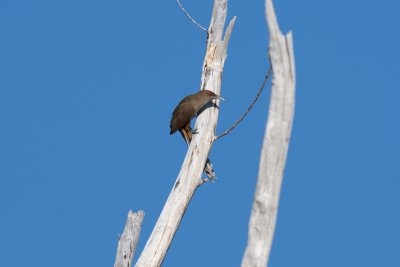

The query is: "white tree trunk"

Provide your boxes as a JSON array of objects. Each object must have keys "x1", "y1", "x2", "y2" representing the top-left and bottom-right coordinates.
[
  {"x1": 134, "y1": 1, "x2": 235, "y2": 266},
  {"x1": 114, "y1": 210, "x2": 145, "y2": 267},
  {"x1": 241, "y1": 0, "x2": 296, "y2": 266}
]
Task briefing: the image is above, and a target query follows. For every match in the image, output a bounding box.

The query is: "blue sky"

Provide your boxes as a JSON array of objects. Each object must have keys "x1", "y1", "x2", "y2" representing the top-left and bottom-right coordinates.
[{"x1": 1, "y1": 0, "x2": 399, "y2": 266}]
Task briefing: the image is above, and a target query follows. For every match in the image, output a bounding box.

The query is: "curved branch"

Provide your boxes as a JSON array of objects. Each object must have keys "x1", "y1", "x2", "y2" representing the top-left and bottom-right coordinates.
[
  {"x1": 176, "y1": 0, "x2": 208, "y2": 32},
  {"x1": 215, "y1": 66, "x2": 271, "y2": 140}
]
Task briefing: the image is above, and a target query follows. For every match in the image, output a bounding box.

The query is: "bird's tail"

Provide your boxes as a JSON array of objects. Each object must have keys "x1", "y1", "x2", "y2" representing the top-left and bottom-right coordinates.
[{"x1": 179, "y1": 124, "x2": 217, "y2": 181}]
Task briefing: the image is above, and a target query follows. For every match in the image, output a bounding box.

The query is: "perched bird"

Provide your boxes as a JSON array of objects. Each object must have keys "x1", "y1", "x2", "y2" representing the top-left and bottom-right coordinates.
[{"x1": 170, "y1": 90, "x2": 224, "y2": 180}]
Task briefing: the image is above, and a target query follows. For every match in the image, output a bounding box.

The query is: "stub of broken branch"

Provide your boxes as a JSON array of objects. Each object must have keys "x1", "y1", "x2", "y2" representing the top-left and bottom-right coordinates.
[
  {"x1": 241, "y1": 0, "x2": 296, "y2": 266},
  {"x1": 114, "y1": 210, "x2": 145, "y2": 267}
]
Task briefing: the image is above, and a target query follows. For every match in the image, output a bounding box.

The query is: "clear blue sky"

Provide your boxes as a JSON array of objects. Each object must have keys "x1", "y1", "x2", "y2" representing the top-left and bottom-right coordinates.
[{"x1": 1, "y1": 0, "x2": 399, "y2": 266}]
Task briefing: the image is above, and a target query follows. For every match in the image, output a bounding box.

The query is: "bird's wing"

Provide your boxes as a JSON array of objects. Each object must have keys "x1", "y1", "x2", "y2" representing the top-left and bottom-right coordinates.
[{"x1": 170, "y1": 98, "x2": 196, "y2": 135}]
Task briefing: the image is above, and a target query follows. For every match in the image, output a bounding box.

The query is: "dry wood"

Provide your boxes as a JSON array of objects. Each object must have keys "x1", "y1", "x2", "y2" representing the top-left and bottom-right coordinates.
[
  {"x1": 134, "y1": 1, "x2": 235, "y2": 266},
  {"x1": 114, "y1": 210, "x2": 145, "y2": 267},
  {"x1": 241, "y1": 0, "x2": 296, "y2": 266}
]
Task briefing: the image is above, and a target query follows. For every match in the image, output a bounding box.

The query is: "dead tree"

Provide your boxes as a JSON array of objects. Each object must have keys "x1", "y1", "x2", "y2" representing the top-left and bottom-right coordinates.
[
  {"x1": 134, "y1": 0, "x2": 235, "y2": 266},
  {"x1": 113, "y1": 0, "x2": 295, "y2": 266},
  {"x1": 241, "y1": 0, "x2": 295, "y2": 266}
]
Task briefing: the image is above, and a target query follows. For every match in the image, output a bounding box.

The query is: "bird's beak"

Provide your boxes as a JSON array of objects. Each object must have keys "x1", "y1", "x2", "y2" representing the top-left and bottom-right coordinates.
[{"x1": 213, "y1": 95, "x2": 225, "y2": 101}]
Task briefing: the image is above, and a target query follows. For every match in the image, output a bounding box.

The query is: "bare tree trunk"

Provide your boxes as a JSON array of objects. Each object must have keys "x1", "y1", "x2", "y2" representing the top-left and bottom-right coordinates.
[
  {"x1": 241, "y1": 0, "x2": 296, "y2": 266},
  {"x1": 134, "y1": 1, "x2": 235, "y2": 266},
  {"x1": 114, "y1": 210, "x2": 145, "y2": 267}
]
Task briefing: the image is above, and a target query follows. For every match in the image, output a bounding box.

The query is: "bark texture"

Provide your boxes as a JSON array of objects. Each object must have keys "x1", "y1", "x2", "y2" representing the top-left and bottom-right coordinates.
[
  {"x1": 134, "y1": 1, "x2": 235, "y2": 266},
  {"x1": 241, "y1": 0, "x2": 296, "y2": 266},
  {"x1": 114, "y1": 210, "x2": 144, "y2": 267}
]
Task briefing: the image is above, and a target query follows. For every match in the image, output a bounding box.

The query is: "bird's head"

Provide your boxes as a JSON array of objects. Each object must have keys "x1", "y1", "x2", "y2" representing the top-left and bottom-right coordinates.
[{"x1": 200, "y1": 90, "x2": 224, "y2": 102}]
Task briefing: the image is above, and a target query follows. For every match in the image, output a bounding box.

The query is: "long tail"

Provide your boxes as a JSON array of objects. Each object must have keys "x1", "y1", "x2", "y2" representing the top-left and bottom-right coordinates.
[{"x1": 179, "y1": 124, "x2": 217, "y2": 180}]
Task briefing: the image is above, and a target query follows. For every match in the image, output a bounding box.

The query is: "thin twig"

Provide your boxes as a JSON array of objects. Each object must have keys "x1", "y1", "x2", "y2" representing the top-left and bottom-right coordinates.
[
  {"x1": 176, "y1": 0, "x2": 208, "y2": 32},
  {"x1": 215, "y1": 66, "x2": 272, "y2": 140}
]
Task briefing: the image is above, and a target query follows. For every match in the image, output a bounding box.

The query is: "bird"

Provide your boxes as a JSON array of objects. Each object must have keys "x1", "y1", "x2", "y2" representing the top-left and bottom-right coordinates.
[{"x1": 170, "y1": 90, "x2": 224, "y2": 181}]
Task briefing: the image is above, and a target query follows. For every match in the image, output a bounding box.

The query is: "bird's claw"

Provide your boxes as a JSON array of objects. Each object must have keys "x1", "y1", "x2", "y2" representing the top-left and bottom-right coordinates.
[{"x1": 202, "y1": 176, "x2": 217, "y2": 184}]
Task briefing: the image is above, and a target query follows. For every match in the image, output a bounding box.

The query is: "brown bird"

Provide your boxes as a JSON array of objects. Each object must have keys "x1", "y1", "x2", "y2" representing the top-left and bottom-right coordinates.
[{"x1": 170, "y1": 90, "x2": 224, "y2": 180}]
